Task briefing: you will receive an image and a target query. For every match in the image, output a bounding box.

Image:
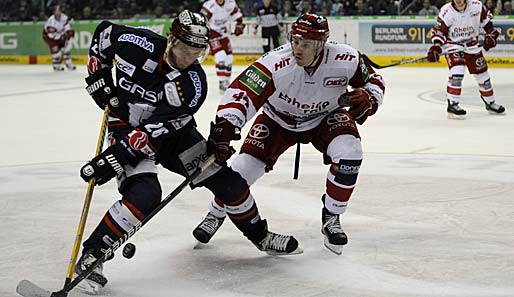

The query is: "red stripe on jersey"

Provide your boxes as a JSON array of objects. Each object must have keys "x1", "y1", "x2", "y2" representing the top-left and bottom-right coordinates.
[
  {"x1": 122, "y1": 200, "x2": 145, "y2": 220},
  {"x1": 326, "y1": 179, "x2": 354, "y2": 202},
  {"x1": 480, "y1": 89, "x2": 494, "y2": 97},
  {"x1": 103, "y1": 215, "x2": 124, "y2": 237},
  {"x1": 228, "y1": 204, "x2": 257, "y2": 220},
  {"x1": 447, "y1": 86, "x2": 461, "y2": 95}
]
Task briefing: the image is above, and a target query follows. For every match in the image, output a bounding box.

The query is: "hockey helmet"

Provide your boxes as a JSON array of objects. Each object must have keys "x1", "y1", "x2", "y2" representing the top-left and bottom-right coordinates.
[
  {"x1": 170, "y1": 10, "x2": 209, "y2": 49},
  {"x1": 290, "y1": 13, "x2": 329, "y2": 41}
]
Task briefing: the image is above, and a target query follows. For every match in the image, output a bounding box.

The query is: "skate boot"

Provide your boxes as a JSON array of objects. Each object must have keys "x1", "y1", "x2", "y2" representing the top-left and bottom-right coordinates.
[
  {"x1": 52, "y1": 64, "x2": 65, "y2": 71},
  {"x1": 74, "y1": 249, "x2": 108, "y2": 294},
  {"x1": 219, "y1": 80, "x2": 229, "y2": 94},
  {"x1": 447, "y1": 100, "x2": 466, "y2": 120},
  {"x1": 66, "y1": 62, "x2": 77, "y2": 70},
  {"x1": 321, "y1": 207, "x2": 348, "y2": 255},
  {"x1": 192, "y1": 212, "x2": 225, "y2": 244},
  {"x1": 252, "y1": 220, "x2": 303, "y2": 256},
  {"x1": 481, "y1": 97, "x2": 506, "y2": 115}
]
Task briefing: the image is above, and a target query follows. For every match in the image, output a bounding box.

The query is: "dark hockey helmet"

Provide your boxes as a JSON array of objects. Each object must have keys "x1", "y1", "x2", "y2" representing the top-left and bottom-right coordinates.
[
  {"x1": 170, "y1": 10, "x2": 209, "y2": 49},
  {"x1": 290, "y1": 13, "x2": 329, "y2": 41}
]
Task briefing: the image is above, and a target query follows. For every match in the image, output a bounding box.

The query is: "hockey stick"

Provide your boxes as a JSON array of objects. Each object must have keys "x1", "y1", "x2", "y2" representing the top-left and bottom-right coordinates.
[
  {"x1": 362, "y1": 45, "x2": 483, "y2": 69},
  {"x1": 17, "y1": 155, "x2": 216, "y2": 297}
]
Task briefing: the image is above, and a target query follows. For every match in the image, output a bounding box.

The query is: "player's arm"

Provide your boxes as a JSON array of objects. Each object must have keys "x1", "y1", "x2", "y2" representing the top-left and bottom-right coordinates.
[
  {"x1": 345, "y1": 53, "x2": 385, "y2": 125},
  {"x1": 84, "y1": 21, "x2": 120, "y2": 110},
  {"x1": 481, "y1": 6, "x2": 499, "y2": 51},
  {"x1": 230, "y1": 4, "x2": 245, "y2": 36},
  {"x1": 427, "y1": 16, "x2": 447, "y2": 62}
]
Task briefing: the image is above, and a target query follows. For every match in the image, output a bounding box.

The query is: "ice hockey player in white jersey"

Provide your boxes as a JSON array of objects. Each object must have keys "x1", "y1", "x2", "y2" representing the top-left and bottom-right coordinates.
[
  {"x1": 42, "y1": 4, "x2": 76, "y2": 71},
  {"x1": 427, "y1": 0, "x2": 506, "y2": 119},
  {"x1": 200, "y1": 0, "x2": 245, "y2": 93},
  {"x1": 193, "y1": 13, "x2": 385, "y2": 255}
]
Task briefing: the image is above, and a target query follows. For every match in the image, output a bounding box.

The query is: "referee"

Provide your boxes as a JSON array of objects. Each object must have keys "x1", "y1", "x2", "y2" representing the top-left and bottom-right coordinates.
[{"x1": 254, "y1": 0, "x2": 284, "y2": 53}]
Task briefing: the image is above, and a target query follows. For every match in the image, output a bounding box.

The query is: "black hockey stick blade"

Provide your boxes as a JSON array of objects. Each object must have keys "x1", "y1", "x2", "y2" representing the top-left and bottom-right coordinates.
[{"x1": 16, "y1": 280, "x2": 53, "y2": 297}]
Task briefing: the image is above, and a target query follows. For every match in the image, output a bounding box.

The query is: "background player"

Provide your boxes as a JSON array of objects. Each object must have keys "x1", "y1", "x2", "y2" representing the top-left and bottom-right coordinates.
[
  {"x1": 43, "y1": 4, "x2": 76, "y2": 71},
  {"x1": 427, "y1": 0, "x2": 506, "y2": 119}
]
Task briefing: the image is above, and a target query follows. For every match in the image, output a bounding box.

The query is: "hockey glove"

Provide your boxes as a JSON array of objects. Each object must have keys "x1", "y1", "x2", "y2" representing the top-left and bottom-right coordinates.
[
  {"x1": 427, "y1": 44, "x2": 443, "y2": 62},
  {"x1": 345, "y1": 88, "x2": 378, "y2": 125},
  {"x1": 80, "y1": 140, "x2": 139, "y2": 185},
  {"x1": 85, "y1": 67, "x2": 118, "y2": 109},
  {"x1": 207, "y1": 117, "x2": 241, "y2": 165},
  {"x1": 234, "y1": 23, "x2": 245, "y2": 36},
  {"x1": 484, "y1": 28, "x2": 500, "y2": 51}
]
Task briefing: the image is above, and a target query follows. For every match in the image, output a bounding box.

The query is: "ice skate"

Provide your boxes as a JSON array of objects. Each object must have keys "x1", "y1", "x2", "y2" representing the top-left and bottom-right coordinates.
[
  {"x1": 219, "y1": 80, "x2": 229, "y2": 94},
  {"x1": 447, "y1": 100, "x2": 466, "y2": 120},
  {"x1": 321, "y1": 207, "x2": 347, "y2": 255},
  {"x1": 66, "y1": 62, "x2": 77, "y2": 70},
  {"x1": 192, "y1": 212, "x2": 225, "y2": 245},
  {"x1": 53, "y1": 64, "x2": 65, "y2": 71},
  {"x1": 481, "y1": 97, "x2": 506, "y2": 115},
  {"x1": 252, "y1": 220, "x2": 303, "y2": 256},
  {"x1": 74, "y1": 249, "x2": 108, "y2": 295}
]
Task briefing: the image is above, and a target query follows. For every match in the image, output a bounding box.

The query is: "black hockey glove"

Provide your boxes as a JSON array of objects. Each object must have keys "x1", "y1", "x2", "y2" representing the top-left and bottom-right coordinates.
[
  {"x1": 85, "y1": 67, "x2": 118, "y2": 109},
  {"x1": 207, "y1": 117, "x2": 241, "y2": 165},
  {"x1": 80, "y1": 140, "x2": 139, "y2": 185}
]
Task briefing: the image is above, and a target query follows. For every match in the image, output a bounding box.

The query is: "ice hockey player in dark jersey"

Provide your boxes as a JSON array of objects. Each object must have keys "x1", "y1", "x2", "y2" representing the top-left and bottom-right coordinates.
[{"x1": 76, "y1": 10, "x2": 301, "y2": 294}]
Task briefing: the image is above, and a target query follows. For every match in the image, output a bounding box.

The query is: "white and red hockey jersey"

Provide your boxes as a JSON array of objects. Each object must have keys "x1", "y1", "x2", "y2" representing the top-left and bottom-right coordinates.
[
  {"x1": 216, "y1": 42, "x2": 385, "y2": 132},
  {"x1": 43, "y1": 13, "x2": 73, "y2": 41},
  {"x1": 431, "y1": 0, "x2": 492, "y2": 53},
  {"x1": 200, "y1": 0, "x2": 243, "y2": 36}
]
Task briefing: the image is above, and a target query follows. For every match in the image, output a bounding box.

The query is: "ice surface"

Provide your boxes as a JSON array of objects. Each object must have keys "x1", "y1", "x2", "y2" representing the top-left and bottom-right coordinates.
[{"x1": 1, "y1": 65, "x2": 513, "y2": 297}]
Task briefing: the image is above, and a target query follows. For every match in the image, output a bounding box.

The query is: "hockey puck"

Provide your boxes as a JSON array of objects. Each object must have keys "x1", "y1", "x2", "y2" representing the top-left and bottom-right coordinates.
[{"x1": 122, "y1": 243, "x2": 136, "y2": 259}]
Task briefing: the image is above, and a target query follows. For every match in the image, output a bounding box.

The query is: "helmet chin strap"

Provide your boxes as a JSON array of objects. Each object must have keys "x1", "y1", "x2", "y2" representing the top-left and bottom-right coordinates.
[{"x1": 164, "y1": 37, "x2": 180, "y2": 69}]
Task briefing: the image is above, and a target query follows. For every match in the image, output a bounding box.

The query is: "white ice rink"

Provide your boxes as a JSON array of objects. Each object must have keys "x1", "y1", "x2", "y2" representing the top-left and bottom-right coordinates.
[{"x1": 1, "y1": 64, "x2": 513, "y2": 297}]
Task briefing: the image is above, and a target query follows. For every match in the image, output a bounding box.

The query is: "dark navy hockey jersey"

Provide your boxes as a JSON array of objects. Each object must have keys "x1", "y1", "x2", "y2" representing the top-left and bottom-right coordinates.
[{"x1": 88, "y1": 21, "x2": 208, "y2": 141}]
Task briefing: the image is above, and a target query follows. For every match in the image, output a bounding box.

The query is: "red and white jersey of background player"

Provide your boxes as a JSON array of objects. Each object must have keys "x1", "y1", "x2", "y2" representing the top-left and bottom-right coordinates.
[
  {"x1": 201, "y1": 0, "x2": 243, "y2": 36},
  {"x1": 216, "y1": 42, "x2": 385, "y2": 132},
  {"x1": 44, "y1": 13, "x2": 73, "y2": 41},
  {"x1": 431, "y1": 0, "x2": 492, "y2": 54}
]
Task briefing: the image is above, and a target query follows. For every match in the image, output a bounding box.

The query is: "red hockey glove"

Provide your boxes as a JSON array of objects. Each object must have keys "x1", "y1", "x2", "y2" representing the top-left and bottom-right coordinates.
[
  {"x1": 234, "y1": 23, "x2": 245, "y2": 36},
  {"x1": 207, "y1": 117, "x2": 241, "y2": 165},
  {"x1": 427, "y1": 44, "x2": 443, "y2": 62},
  {"x1": 345, "y1": 88, "x2": 378, "y2": 125},
  {"x1": 484, "y1": 28, "x2": 500, "y2": 51}
]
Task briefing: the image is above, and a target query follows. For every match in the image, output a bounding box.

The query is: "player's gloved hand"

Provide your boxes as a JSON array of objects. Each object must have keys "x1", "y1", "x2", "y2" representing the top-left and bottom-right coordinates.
[
  {"x1": 427, "y1": 44, "x2": 443, "y2": 62},
  {"x1": 85, "y1": 67, "x2": 118, "y2": 109},
  {"x1": 234, "y1": 23, "x2": 245, "y2": 36},
  {"x1": 80, "y1": 139, "x2": 141, "y2": 185},
  {"x1": 65, "y1": 29, "x2": 75, "y2": 40},
  {"x1": 484, "y1": 28, "x2": 500, "y2": 51},
  {"x1": 345, "y1": 88, "x2": 378, "y2": 125},
  {"x1": 207, "y1": 117, "x2": 241, "y2": 165}
]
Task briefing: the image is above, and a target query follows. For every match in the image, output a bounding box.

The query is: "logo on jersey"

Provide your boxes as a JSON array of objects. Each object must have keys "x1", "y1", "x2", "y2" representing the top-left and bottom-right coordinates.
[
  {"x1": 118, "y1": 77, "x2": 163, "y2": 103},
  {"x1": 278, "y1": 92, "x2": 330, "y2": 114},
  {"x1": 475, "y1": 56, "x2": 486, "y2": 69},
  {"x1": 115, "y1": 54, "x2": 136, "y2": 77},
  {"x1": 87, "y1": 55, "x2": 102, "y2": 73},
  {"x1": 248, "y1": 124, "x2": 269, "y2": 139},
  {"x1": 323, "y1": 76, "x2": 348, "y2": 88},
  {"x1": 334, "y1": 53, "x2": 356, "y2": 61},
  {"x1": 188, "y1": 71, "x2": 202, "y2": 107},
  {"x1": 274, "y1": 57, "x2": 291, "y2": 71},
  {"x1": 143, "y1": 59, "x2": 158, "y2": 73},
  {"x1": 327, "y1": 112, "x2": 355, "y2": 132},
  {"x1": 239, "y1": 65, "x2": 271, "y2": 95},
  {"x1": 118, "y1": 34, "x2": 154, "y2": 52},
  {"x1": 127, "y1": 130, "x2": 148, "y2": 151}
]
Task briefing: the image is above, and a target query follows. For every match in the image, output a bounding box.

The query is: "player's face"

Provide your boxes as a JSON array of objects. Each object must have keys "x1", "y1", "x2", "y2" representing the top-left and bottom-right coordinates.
[
  {"x1": 168, "y1": 40, "x2": 206, "y2": 70},
  {"x1": 453, "y1": 0, "x2": 466, "y2": 9},
  {"x1": 291, "y1": 36, "x2": 320, "y2": 67}
]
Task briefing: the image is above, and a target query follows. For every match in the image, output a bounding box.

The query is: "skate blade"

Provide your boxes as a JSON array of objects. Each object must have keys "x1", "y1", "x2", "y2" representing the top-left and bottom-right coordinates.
[
  {"x1": 487, "y1": 110, "x2": 506, "y2": 115},
  {"x1": 447, "y1": 113, "x2": 466, "y2": 120},
  {"x1": 16, "y1": 280, "x2": 52, "y2": 297},
  {"x1": 193, "y1": 240, "x2": 207, "y2": 249},
  {"x1": 264, "y1": 246, "x2": 303, "y2": 256},
  {"x1": 324, "y1": 237, "x2": 343, "y2": 255}
]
